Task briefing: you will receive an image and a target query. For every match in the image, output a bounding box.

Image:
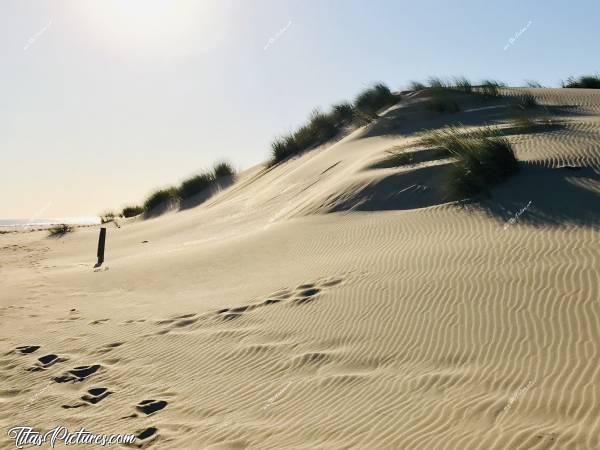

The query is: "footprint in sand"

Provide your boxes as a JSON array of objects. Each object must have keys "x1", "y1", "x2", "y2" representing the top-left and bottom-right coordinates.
[
  {"x1": 131, "y1": 427, "x2": 158, "y2": 448},
  {"x1": 292, "y1": 287, "x2": 321, "y2": 305},
  {"x1": 27, "y1": 354, "x2": 67, "y2": 372},
  {"x1": 53, "y1": 364, "x2": 101, "y2": 383},
  {"x1": 136, "y1": 399, "x2": 168, "y2": 415},
  {"x1": 290, "y1": 277, "x2": 343, "y2": 305},
  {"x1": 122, "y1": 399, "x2": 168, "y2": 419},
  {"x1": 15, "y1": 345, "x2": 40, "y2": 355},
  {"x1": 90, "y1": 318, "x2": 110, "y2": 325},
  {"x1": 62, "y1": 387, "x2": 112, "y2": 408}
]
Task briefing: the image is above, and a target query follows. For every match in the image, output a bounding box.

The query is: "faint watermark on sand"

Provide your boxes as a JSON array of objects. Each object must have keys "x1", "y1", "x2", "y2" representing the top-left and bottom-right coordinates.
[
  {"x1": 503, "y1": 200, "x2": 533, "y2": 230},
  {"x1": 503, "y1": 20, "x2": 532, "y2": 51},
  {"x1": 22, "y1": 381, "x2": 54, "y2": 413},
  {"x1": 261, "y1": 381, "x2": 292, "y2": 411},
  {"x1": 264, "y1": 20, "x2": 292, "y2": 51},
  {"x1": 502, "y1": 380, "x2": 534, "y2": 413},
  {"x1": 24, "y1": 19, "x2": 53, "y2": 51},
  {"x1": 23, "y1": 202, "x2": 53, "y2": 229}
]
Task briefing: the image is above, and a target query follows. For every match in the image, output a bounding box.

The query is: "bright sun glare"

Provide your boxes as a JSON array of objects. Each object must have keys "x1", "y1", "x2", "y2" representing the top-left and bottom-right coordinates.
[{"x1": 71, "y1": 0, "x2": 230, "y2": 57}]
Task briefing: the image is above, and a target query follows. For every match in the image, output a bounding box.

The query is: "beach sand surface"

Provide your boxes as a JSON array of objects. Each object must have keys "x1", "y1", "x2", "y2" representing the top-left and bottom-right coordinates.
[{"x1": 1, "y1": 88, "x2": 599, "y2": 449}]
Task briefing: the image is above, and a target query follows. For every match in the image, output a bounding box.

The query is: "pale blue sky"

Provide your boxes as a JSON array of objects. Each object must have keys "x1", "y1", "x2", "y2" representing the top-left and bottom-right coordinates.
[{"x1": 2, "y1": 0, "x2": 598, "y2": 217}]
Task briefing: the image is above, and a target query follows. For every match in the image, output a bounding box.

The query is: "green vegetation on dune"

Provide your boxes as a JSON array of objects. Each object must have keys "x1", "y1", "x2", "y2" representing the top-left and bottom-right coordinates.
[
  {"x1": 353, "y1": 83, "x2": 396, "y2": 118},
  {"x1": 105, "y1": 72, "x2": 598, "y2": 217},
  {"x1": 517, "y1": 92, "x2": 538, "y2": 109},
  {"x1": 177, "y1": 173, "x2": 214, "y2": 200},
  {"x1": 143, "y1": 187, "x2": 179, "y2": 213},
  {"x1": 138, "y1": 161, "x2": 237, "y2": 215},
  {"x1": 562, "y1": 75, "x2": 600, "y2": 89},
  {"x1": 48, "y1": 224, "x2": 74, "y2": 237},
  {"x1": 269, "y1": 83, "x2": 398, "y2": 165},
  {"x1": 420, "y1": 125, "x2": 519, "y2": 197},
  {"x1": 121, "y1": 205, "x2": 144, "y2": 218}
]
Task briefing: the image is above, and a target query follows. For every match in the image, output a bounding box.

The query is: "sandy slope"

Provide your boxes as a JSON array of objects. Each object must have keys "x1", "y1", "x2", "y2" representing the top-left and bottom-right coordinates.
[{"x1": 1, "y1": 88, "x2": 599, "y2": 450}]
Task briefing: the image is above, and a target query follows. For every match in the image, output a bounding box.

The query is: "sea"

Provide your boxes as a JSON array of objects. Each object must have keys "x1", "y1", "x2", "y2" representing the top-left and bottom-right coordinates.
[{"x1": 0, "y1": 217, "x2": 101, "y2": 228}]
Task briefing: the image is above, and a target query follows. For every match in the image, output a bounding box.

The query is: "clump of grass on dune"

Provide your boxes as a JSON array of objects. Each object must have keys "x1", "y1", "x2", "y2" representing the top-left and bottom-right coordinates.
[
  {"x1": 421, "y1": 125, "x2": 519, "y2": 197},
  {"x1": 452, "y1": 76, "x2": 473, "y2": 93},
  {"x1": 354, "y1": 83, "x2": 397, "y2": 119},
  {"x1": 269, "y1": 83, "x2": 396, "y2": 165},
  {"x1": 213, "y1": 161, "x2": 235, "y2": 178},
  {"x1": 270, "y1": 134, "x2": 298, "y2": 164},
  {"x1": 48, "y1": 224, "x2": 74, "y2": 237},
  {"x1": 121, "y1": 205, "x2": 144, "y2": 218},
  {"x1": 562, "y1": 75, "x2": 600, "y2": 89},
  {"x1": 270, "y1": 108, "x2": 342, "y2": 165},
  {"x1": 307, "y1": 108, "x2": 339, "y2": 143},
  {"x1": 133, "y1": 160, "x2": 238, "y2": 215},
  {"x1": 331, "y1": 102, "x2": 355, "y2": 125},
  {"x1": 100, "y1": 211, "x2": 116, "y2": 224},
  {"x1": 524, "y1": 80, "x2": 543, "y2": 88},
  {"x1": 477, "y1": 79, "x2": 505, "y2": 98},
  {"x1": 427, "y1": 76, "x2": 448, "y2": 90},
  {"x1": 143, "y1": 187, "x2": 179, "y2": 213},
  {"x1": 517, "y1": 92, "x2": 538, "y2": 109},
  {"x1": 408, "y1": 80, "x2": 427, "y2": 91},
  {"x1": 178, "y1": 173, "x2": 214, "y2": 199}
]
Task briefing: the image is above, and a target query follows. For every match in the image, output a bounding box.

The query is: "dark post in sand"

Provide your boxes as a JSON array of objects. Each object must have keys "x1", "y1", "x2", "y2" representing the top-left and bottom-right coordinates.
[{"x1": 96, "y1": 227, "x2": 106, "y2": 267}]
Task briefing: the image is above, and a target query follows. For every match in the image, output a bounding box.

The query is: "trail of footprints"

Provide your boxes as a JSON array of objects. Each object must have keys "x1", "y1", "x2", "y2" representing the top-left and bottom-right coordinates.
[
  {"x1": 216, "y1": 277, "x2": 342, "y2": 320},
  {"x1": 7, "y1": 342, "x2": 167, "y2": 448},
  {"x1": 5, "y1": 277, "x2": 343, "y2": 447},
  {"x1": 153, "y1": 277, "x2": 344, "y2": 334}
]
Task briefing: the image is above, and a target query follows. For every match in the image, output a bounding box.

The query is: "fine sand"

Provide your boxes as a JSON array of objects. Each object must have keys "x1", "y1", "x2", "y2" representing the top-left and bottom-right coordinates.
[{"x1": 1, "y1": 88, "x2": 599, "y2": 449}]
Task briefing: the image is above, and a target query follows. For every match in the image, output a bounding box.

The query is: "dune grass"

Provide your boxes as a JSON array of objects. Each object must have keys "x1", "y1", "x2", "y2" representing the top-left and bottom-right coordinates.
[
  {"x1": 178, "y1": 173, "x2": 213, "y2": 200},
  {"x1": 517, "y1": 93, "x2": 538, "y2": 109},
  {"x1": 384, "y1": 150, "x2": 416, "y2": 167},
  {"x1": 143, "y1": 188, "x2": 179, "y2": 213},
  {"x1": 409, "y1": 77, "x2": 507, "y2": 97},
  {"x1": 121, "y1": 205, "x2": 144, "y2": 218},
  {"x1": 424, "y1": 90, "x2": 460, "y2": 113},
  {"x1": 48, "y1": 224, "x2": 74, "y2": 237},
  {"x1": 477, "y1": 80, "x2": 505, "y2": 98},
  {"x1": 524, "y1": 80, "x2": 543, "y2": 88},
  {"x1": 270, "y1": 134, "x2": 298, "y2": 163},
  {"x1": 178, "y1": 161, "x2": 236, "y2": 200},
  {"x1": 421, "y1": 125, "x2": 519, "y2": 197},
  {"x1": 331, "y1": 102, "x2": 355, "y2": 125},
  {"x1": 269, "y1": 83, "x2": 397, "y2": 165},
  {"x1": 408, "y1": 80, "x2": 427, "y2": 91},
  {"x1": 452, "y1": 76, "x2": 473, "y2": 93},
  {"x1": 100, "y1": 211, "x2": 116, "y2": 224},
  {"x1": 140, "y1": 161, "x2": 238, "y2": 213},
  {"x1": 562, "y1": 75, "x2": 600, "y2": 89},
  {"x1": 213, "y1": 161, "x2": 235, "y2": 178},
  {"x1": 270, "y1": 108, "x2": 344, "y2": 165},
  {"x1": 307, "y1": 109, "x2": 339, "y2": 142},
  {"x1": 354, "y1": 83, "x2": 397, "y2": 118},
  {"x1": 427, "y1": 77, "x2": 448, "y2": 89}
]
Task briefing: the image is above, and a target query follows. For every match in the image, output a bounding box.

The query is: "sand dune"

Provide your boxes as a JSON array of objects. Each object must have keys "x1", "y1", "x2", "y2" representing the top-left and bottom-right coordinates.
[{"x1": 1, "y1": 88, "x2": 599, "y2": 449}]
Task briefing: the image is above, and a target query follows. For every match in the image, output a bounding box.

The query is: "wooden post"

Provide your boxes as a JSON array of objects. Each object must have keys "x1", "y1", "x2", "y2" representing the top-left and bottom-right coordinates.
[{"x1": 96, "y1": 227, "x2": 106, "y2": 267}]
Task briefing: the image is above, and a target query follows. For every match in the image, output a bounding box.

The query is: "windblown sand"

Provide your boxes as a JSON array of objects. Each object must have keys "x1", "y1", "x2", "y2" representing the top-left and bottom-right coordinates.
[{"x1": 1, "y1": 88, "x2": 599, "y2": 449}]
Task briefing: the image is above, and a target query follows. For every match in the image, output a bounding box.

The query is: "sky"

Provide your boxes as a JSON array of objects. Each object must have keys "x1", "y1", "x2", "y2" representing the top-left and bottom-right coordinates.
[{"x1": 2, "y1": 0, "x2": 599, "y2": 218}]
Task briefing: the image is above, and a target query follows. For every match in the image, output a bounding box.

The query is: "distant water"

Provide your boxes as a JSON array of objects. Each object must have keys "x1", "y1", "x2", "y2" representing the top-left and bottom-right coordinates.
[{"x1": 0, "y1": 217, "x2": 101, "y2": 227}]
